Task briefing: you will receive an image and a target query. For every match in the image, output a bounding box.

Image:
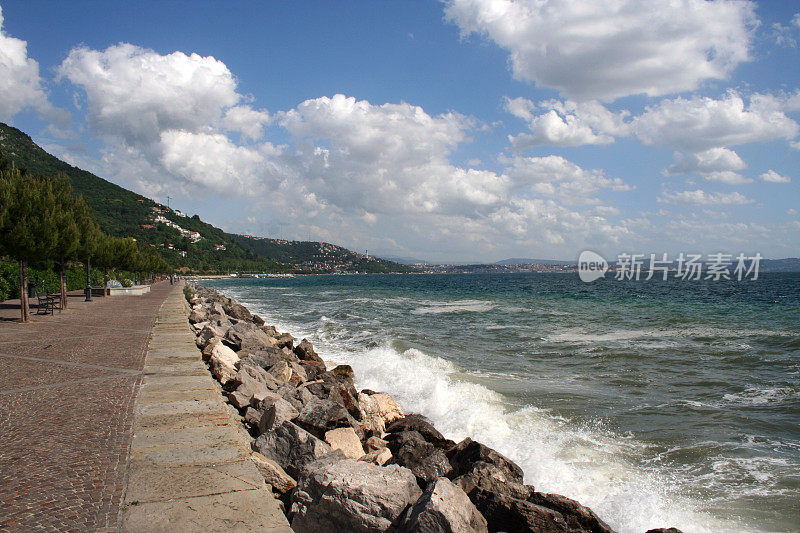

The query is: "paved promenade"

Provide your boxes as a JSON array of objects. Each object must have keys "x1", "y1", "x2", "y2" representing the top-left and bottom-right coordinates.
[
  {"x1": 119, "y1": 285, "x2": 290, "y2": 532},
  {"x1": 0, "y1": 283, "x2": 173, "y2": 532}
]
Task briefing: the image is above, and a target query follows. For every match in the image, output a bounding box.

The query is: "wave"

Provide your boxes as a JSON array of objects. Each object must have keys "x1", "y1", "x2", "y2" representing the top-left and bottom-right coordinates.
[
  {"x1": 411, "y1": 299, "x2": 497, "y2": 315},
  {"x1": 324, "y1": 343, "x2": 736, "y2": 533},
  {"x1": 722, "y1": 387, "x2": 799, "y2": 406}
]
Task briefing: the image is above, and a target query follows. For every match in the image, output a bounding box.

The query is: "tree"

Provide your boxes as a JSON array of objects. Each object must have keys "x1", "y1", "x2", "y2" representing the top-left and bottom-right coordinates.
[
  {"x1": 0, "y1": 169, "x2": 60, "y2": 322},
  {"x1": 73, "y1": 198, "x2": 101, "y2": 301},
  {"x1": 50, "y1": 175, "x2": 81, "y2": 308}
]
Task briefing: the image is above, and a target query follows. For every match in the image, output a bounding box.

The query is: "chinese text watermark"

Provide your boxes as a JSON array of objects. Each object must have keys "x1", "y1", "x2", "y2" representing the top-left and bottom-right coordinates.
[{"x1": 578, "y1": 251, "x2": 762, "y2": 283}]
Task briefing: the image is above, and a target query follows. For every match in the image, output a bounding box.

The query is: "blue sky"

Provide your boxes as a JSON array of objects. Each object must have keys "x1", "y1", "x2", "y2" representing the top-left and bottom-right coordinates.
[{"x1": 1, "y1": 1, "x2": 799, "y2": 261}]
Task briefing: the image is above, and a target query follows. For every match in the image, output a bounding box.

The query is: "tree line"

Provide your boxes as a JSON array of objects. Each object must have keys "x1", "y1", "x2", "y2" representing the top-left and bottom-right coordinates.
[{"x1": 0, "y1": 151, "x2": 171, "y2": 322}]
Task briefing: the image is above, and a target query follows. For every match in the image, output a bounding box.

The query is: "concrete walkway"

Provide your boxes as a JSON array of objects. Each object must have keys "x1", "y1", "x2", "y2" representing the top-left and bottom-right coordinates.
[{"x1": 119, "y1": 286, "x2": 291, "y2": 532}]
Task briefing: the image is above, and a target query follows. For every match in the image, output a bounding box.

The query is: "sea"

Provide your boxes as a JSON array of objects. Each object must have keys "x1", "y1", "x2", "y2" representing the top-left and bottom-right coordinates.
[{"x1": 202, "y1": 272, "x2": 800, "y2": 533}]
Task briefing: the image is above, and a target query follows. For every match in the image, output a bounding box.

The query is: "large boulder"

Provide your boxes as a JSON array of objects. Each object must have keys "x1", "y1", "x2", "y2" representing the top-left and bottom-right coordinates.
[
  {"x1": 274, "y1": 332, "x2": 295, "y2": 350},
  {"x1": 386, "y1": 431, "x2": 452, "y2": 484},
  {"x1": 324, "y1": 427, "x2": 365, "y2": 459},
  {"x1": 358, "y1": 392, "x2": 404, "y2": 434},
  {"x1": 250, "y1": 451, "x2": 297, "y2": 494},
  {"x1": 470, "y1": 489, "x2": 569, "y2": 533},
  {"x1": 196, "y1": 324, "x2": 225, "y2": 349},
  {"x1": 228, "y1": 372, "x2": 269, "y2": 410},
  {"x1": 188, "y1": 308, "x2": 206, "y2": 324},
  {"x1": 527, "y1": 493, "x2": 614, "y2": 533},
  {"x1": 294, "y1": 339, "x2": 325, "y2": 364},
  {"x1": 223, "y1": 300, "x2": 252, "y2": 321},
  {"x1": 291, "y1": 456, "x2": 422, "y2": 533},
  {"x1": 258, "y1": 396, "x2": 300, "y2": 433},
  {"x1": 453, "y1": 461, "x2": 532, "y2": 502},
  {"x1": 447, "y1": 438, "x2": 524, "y2": 485},
  {"x1": 398, "y1": 477, "x2": 488, "y2": 533},
  {"x1": 208, "y1": 343, "x2": 240, "y2": 386},
  {"x1": 240, "y1": 328, "x2": 278, "y2": 353},
  {"x1": 268, "y1": 360, "x2": 293, "y2": 383},
  {"x1": 295, "y1": 396, "x2": 352, "y2": 439},
  {"x1": 251, "y1": 421, "x2": 332, "y2": 478},
  {"x1": 236, "y1": 361, "x2": 281, "y2": 391},
  {"x1": 386, "y1": 414, "x2": 452, "y2": 449}
]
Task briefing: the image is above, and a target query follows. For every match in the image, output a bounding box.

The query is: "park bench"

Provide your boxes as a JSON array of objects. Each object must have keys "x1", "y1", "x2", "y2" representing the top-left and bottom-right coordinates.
[{"x1": 35, "y1": 290, "x2": 61, "y2": 315}]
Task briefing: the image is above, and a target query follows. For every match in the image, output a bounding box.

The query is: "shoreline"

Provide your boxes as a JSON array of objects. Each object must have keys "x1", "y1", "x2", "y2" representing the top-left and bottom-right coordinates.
[{"x1": 184, "y1": 282, "x2": 682, "y2": 533}]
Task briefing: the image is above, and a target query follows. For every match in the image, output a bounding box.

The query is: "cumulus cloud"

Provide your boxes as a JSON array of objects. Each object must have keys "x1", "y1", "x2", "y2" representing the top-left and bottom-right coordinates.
[
  {"x1": 659, "y1": 189, "x2": 753, "y2": 205},
  {"x1": 758, "y1": 170, "x2": 791, "y2": 183},
  {"x1": 665, "y1": 147, "x2": 746, "y2": 175},
  {"x1": 634, "y1": 92, "x2": 800, "y2": 151},
  {"x1": 58, "y1": 43, "x2": 241, "y2": 145},
  {"x1": 223, "y1": 105, "x2": 272, "y2": 140},
  {"x1": 445, "y1": 0, "x2": 756, "y2": 101},
  {"x1": 0, "y1": 6, "x2": 68, "y2": 124},
  {"x1": 701, "y1": 171, "x2": 752, "y2": 185},
  {"x1": 506, "y1": 97, "x2": 629, "y2": 148}
]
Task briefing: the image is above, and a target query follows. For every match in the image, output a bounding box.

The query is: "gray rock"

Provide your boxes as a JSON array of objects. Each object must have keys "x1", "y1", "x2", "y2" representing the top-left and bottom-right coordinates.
[
  {"x1": 250, "y1": 451, "x2": 297, "y2": 493},
  {"x1": 387, "y1": 414, "x2": 452, "y2": 449},
  {"x1": 447, "y1": 438, "x2": 524, "y2": 485},
  {"x1": 274, "y1": 332, "x2": 295, "y2": 349},
  {"x1": 294, "y1": 339, "x2": 325, "y2": 364},
  {"x1": 527, "y1": 492, "x2": 614, "y2": 533},
  {"x1": 268, "y1": 360, "x2": 292, "y2": 383},
  {"x1": 239, "y1": 328, "x2": 278, "y2": 353},
  {"x1": 196, "y1": 324, "x2": 224, "y2": 349},
  {"x1": 236, "y1": 361, "x2": 281, "y2": 391},
  {"x1": 291, "y1": 456, "x2": 422, "y2": 533},
  {"x1": 387, "y1": 431, "x2": 452, "y2": 484},
  {"x1": 251, "y1": 421, "x2": 333, "y2": 478},
  {"x1": 453, "y1": 461, "x2": 532, "y2": 502},
  {"x1": 258, "y1": 397, "x2": 300, "y2": 433},
  {"x1": 223, "y1": 300, "x2": 252, "y2": 321},
  {"x1": 188, "y1": 308, "x2": 205, "y2": 324},
  {"x1": 295, "y1": 396, "x2": 352, "y2": 440},
  {"x1": 399, "y1": 477, "x2": 488, "y2": 533},
  {"x1": 470, "y1": 488, "x2": 569, "y2": 533}
]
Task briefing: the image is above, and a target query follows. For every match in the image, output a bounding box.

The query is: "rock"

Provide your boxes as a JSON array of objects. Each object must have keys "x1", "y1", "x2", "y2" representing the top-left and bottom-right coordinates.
[
  {"x1": 386, "y1": 414, "x2": 451, "y2": 449},
  {"x1": 528, "y1": 493, "x2": 614, "y2": 533},
  {"x1": 237, "y1": 361, "x2": 281, "y2": 390},
  {"x1": 387, "y1": 431, "x2": 452, "y2": 484},
  {"x1": 201, "y1": 337, "x2": 222, "y2": 361},
  {"x1": 645, "y1": 529, "x2": 683, "y2": 533},
  {"x1": 274, "y1": 332, "x2": 295, "y2": 350},
  {"x1": 252, "y1": 314, "x2": 265, "y2": 326},
  {"x1": 289, "y1": 362, "x2": 308, "y2": 385},
  {"x1": 300, "y1": 360, "x2": 327, "y2": 380},
  {"x1": 261, "y1": 324, "x2": 279, "y2": 337},
  {"x1": 470, "y1": 488, "x2": 569, "y2": 533},
  {"x1": 188, "y1": 308, "x2": 205, "y2": 324},
  {"x1": 453, "y1": 461, "x2": 532, "y2": 502},
  {"x1": 291, "y1": 456, "x2": 422, "y2": 533},
  {"x1": 209, "y1": 343, "x2": 240, "y2": 385},
  {"x1": 251, "y1": 421, "x2": 332, "y2": 478},
  {"x1": 223, "y1": 300, "x2": 252, "y2": 321},
  {"x1": 360, "y1": 447, "x2": 392, "y2": 466},
  {"x1": 358, "y1": 393, "x2": 387, "y2": 434},
  {"x1": 447, "y1": 438, "x2": 524, "y2": 485},
  {"x1": 244, "y1": 407, "x2": 262, "y2": 426},
  {"x1": 258, "y1": 397, "x2": 300, "y2": 433},
  {"x1": 240, "y1": 328, "x2": 278, "y2": 352},
  {"x1": 332, "y1": 364, "x2": 355, "y2": 381},
  {"x1": 324, "y1": 427, "x2": 365, "y2": 459},
  {"x1": 223, "y1": 321, "x2": 258, "y2": 351},
  {"x1": 295, "y1": 396, "x2": 351, "y2": 439},
  {"x1": 227, "y1": 370, "x2": 271, "y2": 410},
  {"x1": 372, "y1": 392, "x2": 404, "y2": 425},
  {"x1": 250, "y1": 451, "x2": 297, "y2": 493},
  {"x1": 196, "y1": 324, "x2": 224, "y2": 349},
  {"x1": 329, "y1": 384, "x2": 363, "y2": 420},
  {"x1": 399, "y1": 477, "x2": 488, "y2": 533},
  {"x1": 294, "y1": 339, "x2": 324, "y2": 364},
  {"x1": 365, "y1": 436, "x2": 388, "y2": 452},
  {"x1": 268, "y1": 360, "x2": 292, "y2": 383},
  {"x1": 274, "y1": 383, "x2": 315, "y2": 412}
]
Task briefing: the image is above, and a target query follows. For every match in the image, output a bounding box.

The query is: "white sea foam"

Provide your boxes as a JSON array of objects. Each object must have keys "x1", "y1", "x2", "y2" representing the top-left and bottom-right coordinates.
[
  {"x1": 411, "y1": 299, "x2": 497, "y2": 315},
  {"x1": 722, "y1": 387, "x2": 799, "y2": 405},
  {"x1": 323, "y1": 342, "x2": 738, "y2": 533}
]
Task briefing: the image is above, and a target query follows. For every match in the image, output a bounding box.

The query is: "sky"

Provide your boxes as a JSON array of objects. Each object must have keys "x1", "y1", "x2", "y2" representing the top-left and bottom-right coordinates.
[{"x1": 1, "y1": 0, "x2": 799, "y2": 262}]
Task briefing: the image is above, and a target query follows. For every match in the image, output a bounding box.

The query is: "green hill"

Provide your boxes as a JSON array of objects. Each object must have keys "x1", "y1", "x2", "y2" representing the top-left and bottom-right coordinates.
[{"x1": 0, "y1": 122, "x2": 413, "y2": 274}]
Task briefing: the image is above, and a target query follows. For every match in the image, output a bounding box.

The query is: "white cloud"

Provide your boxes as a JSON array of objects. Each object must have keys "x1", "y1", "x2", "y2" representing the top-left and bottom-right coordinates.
[
  {"x1": 793, "y1": 13, "x2": 800, "y2": 28},
  {"x1": 665, "y1": 147, "x2": 746, "y2": 175},
  {"x1": 634, "y1": 92, "x2": 800, "y2": 151},
  {"x1": 758, "y1": 170, "x2": 791, "y2": 183},
  {"x1": 445, "y1": 0, "x2": 756, "y2": 101},
  {"x1": 659, "y1": 189, "x2": 753, "y2": 205},
  {"x1": 223, "y1": 105, "x2": 272, "y2": 140},
  {"x1": 0, "y1": 6, "x2": 67, "y2": 124},
  {"x1": 771, "y1": 22, "x2": 797, "y2": 48},
  {"x1": 58, "y1": 43, "x2": 240, "y2": 145},
  {"x1": 502, "y1": 154, "x2": 632, "y2": 203},
  {"x1": 702, "y1": 171, "x2": 752, "y2": 185},
  {"x1": 506, "y1": 97, "x2": 629, "y2": 148}
]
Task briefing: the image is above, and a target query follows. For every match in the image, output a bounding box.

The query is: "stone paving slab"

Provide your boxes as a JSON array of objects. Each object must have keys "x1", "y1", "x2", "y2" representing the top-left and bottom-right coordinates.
[
  {"x1": 119, "y1": 286, "x2": 291, "y2": 533},
  {"x1": 0, "y1": 283, "x2": 174, "y2": 533}
]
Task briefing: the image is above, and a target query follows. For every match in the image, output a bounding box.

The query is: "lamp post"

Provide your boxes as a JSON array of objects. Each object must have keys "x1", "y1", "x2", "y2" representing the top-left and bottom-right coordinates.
[{"x1": 85, "y1": 257, "x2": 93, "y2": 301}]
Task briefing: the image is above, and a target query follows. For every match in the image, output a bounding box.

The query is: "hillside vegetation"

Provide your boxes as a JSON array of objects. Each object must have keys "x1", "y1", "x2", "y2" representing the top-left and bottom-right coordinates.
[{"x1": 0, "y1": 122, "x2": 413, "y2": 274}]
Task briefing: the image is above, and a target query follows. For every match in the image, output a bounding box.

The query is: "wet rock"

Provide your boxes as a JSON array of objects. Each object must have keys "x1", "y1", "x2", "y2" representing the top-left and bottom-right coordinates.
[
  {"x1": 386, "y1": 414, "x2": 452, "y2": 449},
  {"x1": 387, "y1": 431, "x2": 453, "y2": 484},
  {"x1": 447, "y1": 438, "x2": 524, "y2": 485},
  {"x1": 453, "y1": 461, "x2": 532, "y2": 502},
  {"x1": 291, "y1": 455, "x2": 422, "y2": 533},
  {"x1": 324, "y1": 427, "x2": 365, "y2": 459},
  {"x1": 252, "y1": 421, "x2": 332, "y2": 478},
  {"x1": 332, "y1": 364, "x2": 355, "y2": 381},
  {"x1": 398, "y1": 477, "x2": 488, "y2": 533},
  {"x1": 252, "y1": 314, "x2": 265, "y2": 326},
  {"x1": 294, "y1": 339, "x2": 325, "y2": 364},
  {"x1": 470, "y1": 489, "x2": 569, "y2": 533},
  {"x1": 527, "y1": 492, "x2": 614, "y2": 533},
  {"x1": 250, "y1": 451, "x2": 297, "y2": 493}
]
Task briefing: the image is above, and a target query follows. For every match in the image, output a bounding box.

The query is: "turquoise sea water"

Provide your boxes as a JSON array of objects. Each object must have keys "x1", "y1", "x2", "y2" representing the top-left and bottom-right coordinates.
[{"x1": 203, "y1": 273, "x2": 800, "y2": 533}]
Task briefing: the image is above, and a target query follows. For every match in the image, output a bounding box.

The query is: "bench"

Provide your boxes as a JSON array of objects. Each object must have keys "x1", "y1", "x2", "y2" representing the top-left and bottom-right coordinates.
[{"x1": 36, "y1": 291, "x2": 62, "y2": 315}]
